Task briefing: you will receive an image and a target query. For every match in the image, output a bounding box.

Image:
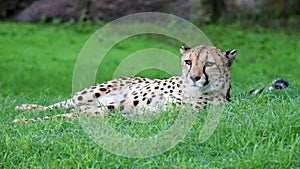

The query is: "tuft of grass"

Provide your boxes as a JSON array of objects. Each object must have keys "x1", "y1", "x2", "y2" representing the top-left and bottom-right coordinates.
[{"x1": 0, "y1": 21, "x2": 299, "y2": 168}]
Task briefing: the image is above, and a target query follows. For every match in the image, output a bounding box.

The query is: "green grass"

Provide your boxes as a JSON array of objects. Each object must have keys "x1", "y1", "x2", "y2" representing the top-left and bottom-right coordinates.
[{"x1": 0, "y1": 21, "x2": 299, "y2": 168}]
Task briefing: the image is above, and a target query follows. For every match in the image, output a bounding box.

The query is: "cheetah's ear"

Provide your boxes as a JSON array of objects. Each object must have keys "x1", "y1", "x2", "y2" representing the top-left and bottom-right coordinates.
[
  {"x1": 180, "y1": 46, "x2": 190, "y2": 55},
  {"x1": 224, "y1": 49, "x2": 237, "y2": 66}
]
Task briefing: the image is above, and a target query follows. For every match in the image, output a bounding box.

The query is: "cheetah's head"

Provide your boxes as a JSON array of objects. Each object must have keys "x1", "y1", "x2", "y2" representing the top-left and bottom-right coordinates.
[{"x1": 180, "y1": 45, "x2": 237, "y2": 95}]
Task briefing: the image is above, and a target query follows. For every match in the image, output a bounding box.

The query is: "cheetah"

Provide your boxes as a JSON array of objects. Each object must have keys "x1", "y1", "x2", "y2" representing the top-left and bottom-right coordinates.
[{"x1": 13, "y1": 45, "x2": 288, "y2": 123}]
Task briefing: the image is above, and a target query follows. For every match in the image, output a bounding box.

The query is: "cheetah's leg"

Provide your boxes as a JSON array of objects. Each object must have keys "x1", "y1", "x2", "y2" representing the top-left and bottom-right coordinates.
[
  {"x1": 11, "y1": 112, "x2": 78, "y2": 123},
  {"x1": 13, "y1": 93, "x2": 121, "y2": 123},
  {"x1": 13, "y1": 99, "x2": 78, "y2": 123},
  {"x1": 15, "y1": 104, "x2": 48, "y2": 111},
  {"x1": 15, "y1": 99, "x2": 76, "y2": 112},
  {"x1": 12, "y1": 105, "x2": 111, "y2": 123}
]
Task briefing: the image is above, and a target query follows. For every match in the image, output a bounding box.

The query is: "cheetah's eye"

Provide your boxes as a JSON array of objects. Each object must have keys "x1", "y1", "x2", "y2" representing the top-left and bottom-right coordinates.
[
  {"x1": 205, "y1": 62, "x2": 215, "y2": 67},
  {"x1": 184, "y1": 60, "x2": 192, "y2": 65}
]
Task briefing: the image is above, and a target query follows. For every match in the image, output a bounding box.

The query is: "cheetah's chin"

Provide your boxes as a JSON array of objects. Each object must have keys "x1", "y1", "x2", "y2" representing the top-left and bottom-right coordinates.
[
  {"x1": 193, "y1": 84, "x2": 204, "y2": 88},
  {"x1": 193, "y1": 82, "x2": 209, "y2": 88}
]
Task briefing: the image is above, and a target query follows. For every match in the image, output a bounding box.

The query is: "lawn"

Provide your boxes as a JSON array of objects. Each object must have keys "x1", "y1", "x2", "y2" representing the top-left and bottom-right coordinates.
[{"x1": 0, "y1": 21, "x2": 299, "y2": 168}]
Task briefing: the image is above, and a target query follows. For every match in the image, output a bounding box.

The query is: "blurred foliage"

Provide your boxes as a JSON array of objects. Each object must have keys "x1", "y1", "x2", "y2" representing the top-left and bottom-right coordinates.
[
  {"x1": 191, "y1": 0, "x2": 299, "y2": 28},
  {"x1": 1, "y1": 0, "x2": 299, "y2": 27}
]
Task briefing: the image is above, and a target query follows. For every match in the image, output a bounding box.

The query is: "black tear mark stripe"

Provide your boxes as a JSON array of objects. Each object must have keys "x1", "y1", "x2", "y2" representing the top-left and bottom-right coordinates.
[
  {"x1": 186, "y1": 63, "x2": 192, "y2": 79},
  {"x1": 202, "y1": 65, "x2": 209, "y2": 86}
]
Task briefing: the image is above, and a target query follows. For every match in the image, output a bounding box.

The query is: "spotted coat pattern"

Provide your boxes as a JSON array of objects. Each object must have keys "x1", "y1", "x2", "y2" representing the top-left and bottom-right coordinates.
[{"x1": 13, "y1": 45, "x2": 237, "y2": 123}]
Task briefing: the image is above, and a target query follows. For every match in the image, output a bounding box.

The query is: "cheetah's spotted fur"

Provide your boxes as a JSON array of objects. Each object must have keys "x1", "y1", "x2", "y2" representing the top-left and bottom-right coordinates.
[{"x1": 14, "y1": 45, "x2": 237, "y2": 123}]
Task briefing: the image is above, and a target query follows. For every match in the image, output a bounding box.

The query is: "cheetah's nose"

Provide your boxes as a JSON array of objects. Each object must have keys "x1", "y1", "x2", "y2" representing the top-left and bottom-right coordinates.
[{"x1": 190, "y1": 75, "x2": 201, "y2": 82}]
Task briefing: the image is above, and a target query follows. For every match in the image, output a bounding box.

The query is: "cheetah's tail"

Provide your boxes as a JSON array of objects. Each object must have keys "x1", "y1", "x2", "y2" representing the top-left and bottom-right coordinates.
[{"x1": 249, "y1": 78, "x2": 289, "y2": 95}]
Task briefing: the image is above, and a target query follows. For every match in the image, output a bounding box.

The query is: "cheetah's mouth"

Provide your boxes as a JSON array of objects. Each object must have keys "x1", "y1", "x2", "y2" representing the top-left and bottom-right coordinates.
[{"x1": 192, "y1": 80, "x2": 209, "y2": 88}]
